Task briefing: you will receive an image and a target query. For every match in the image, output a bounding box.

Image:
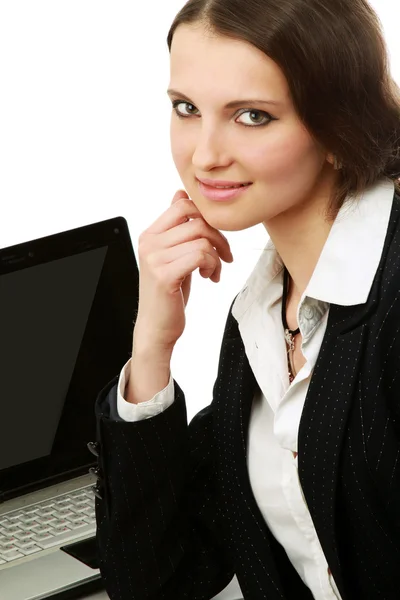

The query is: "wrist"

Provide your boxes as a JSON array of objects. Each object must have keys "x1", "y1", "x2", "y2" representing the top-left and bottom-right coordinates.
[{"x1": 133, "y1": 324, "x2": 176, "y2": 360}]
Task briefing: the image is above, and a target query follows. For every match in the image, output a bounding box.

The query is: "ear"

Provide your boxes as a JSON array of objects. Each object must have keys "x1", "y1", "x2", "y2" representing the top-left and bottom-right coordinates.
[
  {"x1": 326, "y1": 153, "x2": 335, "y2": 167},
  {"x1": 326, "y1": 153, "x2": 343, "y2": 170}
]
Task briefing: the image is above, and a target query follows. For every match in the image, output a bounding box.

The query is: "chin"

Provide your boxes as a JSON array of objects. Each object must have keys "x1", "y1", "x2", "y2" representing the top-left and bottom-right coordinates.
[{"x1": 199, "y1": 209, "x2": 261, "y2": 233}]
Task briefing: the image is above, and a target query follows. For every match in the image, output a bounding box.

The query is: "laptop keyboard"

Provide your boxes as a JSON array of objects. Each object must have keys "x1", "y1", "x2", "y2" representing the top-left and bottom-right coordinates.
[{"x1": 0, "y1": 486, "x2": 96, "y2": 564}]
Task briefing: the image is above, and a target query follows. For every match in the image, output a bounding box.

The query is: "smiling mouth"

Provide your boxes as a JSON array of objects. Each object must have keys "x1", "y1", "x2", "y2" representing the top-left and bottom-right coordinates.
[
  {"x1": 197, "y1": 180, "x2": 253, "y2": 201},
  {"x1": 209, "y1": 183, "x2": 251, "y2": 189},
  {"x1": 200, "y1": 181, "x2": 252, "y2": 189}
]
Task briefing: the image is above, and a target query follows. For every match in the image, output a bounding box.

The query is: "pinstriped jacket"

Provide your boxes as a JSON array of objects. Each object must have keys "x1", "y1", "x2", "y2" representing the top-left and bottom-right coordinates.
[{"x1": 94, "y1": 190, "x2": 400, "y2": 599}]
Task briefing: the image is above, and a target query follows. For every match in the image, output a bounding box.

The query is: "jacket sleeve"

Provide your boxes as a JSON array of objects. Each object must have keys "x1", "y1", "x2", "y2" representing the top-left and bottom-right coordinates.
[{"x1": 94, "y1": 374, "x2": 235, "y2": 600}]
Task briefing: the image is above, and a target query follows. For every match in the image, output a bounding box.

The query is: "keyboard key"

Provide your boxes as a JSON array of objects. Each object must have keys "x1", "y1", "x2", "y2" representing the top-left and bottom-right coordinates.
[
  {"x1": 67, "y1": 516, "x2": 85, "y2": 526},
  {"x1": 0, "y1": 536, "x2": 18, "y2": 545},
  {"x1": 36, "y1": 508, "x2": 54, "y2": 517},
  {"x1": 19, "y1": 516, "x2": 38, "y2": 525},
  {"x1": 0, "y1": 534, "x2": 12, "y2": 543},
  {"x1": 39, "y1": 502, "x2": 55, "y2": 509},
  {"x1": 7, "y1": 512, "x2": 25, "y2": 520},
  {"x1": 55, "y1": 498, "x2": 71, "y2": 506},
  {"x1": 14, "y1": 539, "x2": 37, "y2": 550},
  {"x1": 20, "y1": 544, "x2": 42, "y2": 556},
  {"x1": 70, "y1": 506, "x2": 88, "y2": 514},
  {"x1": 69, "y1": 491, "x2": 87, "y2": 499},
  {"x1": 0, "y1": 550, "x2": 24, "y2": 562},
  {"x1": 32, "y1": 533, "x2": 53, "y2": 544},
  {"x1": 19, "y1": 523, "x2": 38, "y2": 532},
  {"x1": 72, "y1": 499, "x2": 89, "y2": 508},
  {"x1": 0, "y1": 542, "x2": 18, "y2": 551},
  {"x1": 7, "y1": 516, "x2": 21, "y2": 524},
  {"x1": 68, "y1": 520, "x2": 87, "y2": 530},
  {"x1": 49, "y1": 526, "x2": 71, "y2": 535},
  {"x1": 49, "y1": 519, "x2": 69, "y2": 528},
  {"x1": 2, "y1": 523, "x2": 20, "y2": 533},
  {"x1": 1, "y1": 544, "x2": 21, "y2": 555},
  {"x1": 0, "y1": 533, "x2": 16, "y2": 545},
  {"x1": 30, "y1": 525, "x2": 52, "y2": 535},
  {"x1": 36, "y1": 516, "x2": 56, "y2": 525},
  {"x1": 23, "y1": 507, "x2": 39, "y2": 515},
  {"x1": 52, "y1": 509, "x2": 74, "y2": 519},
  {"x1": 14, "y1": 531, "x2": 34, "y2": 541}
]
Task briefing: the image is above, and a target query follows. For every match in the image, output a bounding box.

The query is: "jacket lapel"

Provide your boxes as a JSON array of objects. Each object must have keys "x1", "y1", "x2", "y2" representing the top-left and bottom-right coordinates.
[
  {"x1": 297, "y1": 313, "x2": 367, "y2": 598},
  {"x1": 214, "y1": 317, "x2": 290, "y2": 598}
]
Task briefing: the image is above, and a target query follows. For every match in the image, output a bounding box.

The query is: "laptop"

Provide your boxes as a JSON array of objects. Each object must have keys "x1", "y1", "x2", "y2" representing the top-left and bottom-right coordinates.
[{"x1": 0, "y1": 216, "x2": 139, "y2": 599}]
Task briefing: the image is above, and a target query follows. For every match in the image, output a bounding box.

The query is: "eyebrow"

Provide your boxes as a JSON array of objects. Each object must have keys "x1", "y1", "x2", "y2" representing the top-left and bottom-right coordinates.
[{"x1": 167, "y1": 89, "x2": 283, "y2": 108}]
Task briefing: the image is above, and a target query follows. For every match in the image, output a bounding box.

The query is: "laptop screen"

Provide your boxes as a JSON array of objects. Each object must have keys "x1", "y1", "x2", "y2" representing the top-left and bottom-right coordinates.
[{"x1": 0, "y1": 217, "x2": 139, "y2": 500}]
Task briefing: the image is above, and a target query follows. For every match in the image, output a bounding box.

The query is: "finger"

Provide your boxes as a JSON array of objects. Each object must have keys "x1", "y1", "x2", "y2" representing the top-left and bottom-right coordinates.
[
  {"x1": 158, "y1": 238, "x2": 221, "y2": 274},
  {"x1": 147, "y1": 197, "x2": 203, "y2": 235},
  {"x1": 171, "y1": 189, "x2": 189, "y2": 204},
  {"x1": 160, "y1": 219, "x2": 233, "y2": 264}
]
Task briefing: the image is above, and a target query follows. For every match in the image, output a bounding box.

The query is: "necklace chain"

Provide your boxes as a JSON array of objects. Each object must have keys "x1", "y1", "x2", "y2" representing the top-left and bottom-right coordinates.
[{"x1": 282, "y1": 267, "x2": 300, "y2": 383}]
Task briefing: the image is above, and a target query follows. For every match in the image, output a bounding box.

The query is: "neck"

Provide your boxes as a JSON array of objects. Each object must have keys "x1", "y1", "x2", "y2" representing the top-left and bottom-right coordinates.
[{"x1": 264, "y1": 177, "x2": 338, "y2": 301}]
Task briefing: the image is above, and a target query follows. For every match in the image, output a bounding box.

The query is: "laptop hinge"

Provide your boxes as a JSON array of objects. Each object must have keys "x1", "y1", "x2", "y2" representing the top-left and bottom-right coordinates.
[{"x1": 0, "y1": 464, "x2": 95, "y2": 504}]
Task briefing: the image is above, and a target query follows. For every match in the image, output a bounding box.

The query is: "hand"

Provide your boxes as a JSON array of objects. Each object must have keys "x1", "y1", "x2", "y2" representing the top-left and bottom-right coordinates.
[{"x1": 133, "y1": 189, "x2": 233, "y2": 350}]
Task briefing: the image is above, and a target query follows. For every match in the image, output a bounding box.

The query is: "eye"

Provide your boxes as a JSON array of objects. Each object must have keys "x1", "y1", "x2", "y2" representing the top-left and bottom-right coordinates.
[
  {"x1": 172, "y1": 101, "x2": 199, "y2": 117},
  {"x1": 171, "y1": 100, "x2": 274, "y2": 127},
  {"x1": 236, "y1": 109, "x2": 272, "y2": 127}
]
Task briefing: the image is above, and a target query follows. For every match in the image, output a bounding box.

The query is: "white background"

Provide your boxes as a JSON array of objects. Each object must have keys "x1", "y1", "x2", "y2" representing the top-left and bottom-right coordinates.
[{"x1": 0, "y1": 1, "x2": 399, "y2": 425}]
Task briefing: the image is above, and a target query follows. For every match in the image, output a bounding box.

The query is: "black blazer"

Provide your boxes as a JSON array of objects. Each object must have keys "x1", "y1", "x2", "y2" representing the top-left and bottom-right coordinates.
[{"x1": 94, "y1": 190, "x2": 400, "y2": 600}]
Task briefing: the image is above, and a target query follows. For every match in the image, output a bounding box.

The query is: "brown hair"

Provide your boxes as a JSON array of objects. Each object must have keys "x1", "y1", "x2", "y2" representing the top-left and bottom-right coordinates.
[{"x1": 167, "y1": 0, "x2": 400, "y2": 216}]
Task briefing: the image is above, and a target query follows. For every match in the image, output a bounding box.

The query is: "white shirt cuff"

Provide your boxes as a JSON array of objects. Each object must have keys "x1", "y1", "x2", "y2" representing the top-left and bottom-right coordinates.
[{"x1": 116, "y1": 357, "x2": 175, "y2": 421}]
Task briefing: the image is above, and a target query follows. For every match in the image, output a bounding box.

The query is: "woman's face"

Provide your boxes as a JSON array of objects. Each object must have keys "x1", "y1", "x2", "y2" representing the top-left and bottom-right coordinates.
[{"x1": 168, "y1": 23, "x2": 337, "y2": 232}]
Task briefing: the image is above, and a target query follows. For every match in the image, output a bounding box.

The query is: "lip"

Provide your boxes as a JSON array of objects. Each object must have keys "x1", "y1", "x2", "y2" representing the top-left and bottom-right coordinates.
[
  {"x1": 197, "y1": 178, "x2": 251, "y2": 187},
  {"x1": 197, "y1": 180, "x2": 252, "y2": 202}
]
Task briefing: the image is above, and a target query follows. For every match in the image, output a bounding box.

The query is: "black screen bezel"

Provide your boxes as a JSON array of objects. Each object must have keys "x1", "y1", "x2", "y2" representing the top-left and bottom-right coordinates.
[{"x1": 0, "y1": 216, "x2": 138, "y2": 499}]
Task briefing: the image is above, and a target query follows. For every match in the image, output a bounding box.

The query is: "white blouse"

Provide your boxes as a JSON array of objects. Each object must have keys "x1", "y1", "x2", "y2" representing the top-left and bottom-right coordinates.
[{"x1": 116, "y1": 178, "x2": 395, "y2": 599}]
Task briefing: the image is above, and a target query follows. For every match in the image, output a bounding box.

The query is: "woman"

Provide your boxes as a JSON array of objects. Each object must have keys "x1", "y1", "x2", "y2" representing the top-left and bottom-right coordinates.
[{"x1": 91, "y1": 0, "x2": 400, "y2": 598}]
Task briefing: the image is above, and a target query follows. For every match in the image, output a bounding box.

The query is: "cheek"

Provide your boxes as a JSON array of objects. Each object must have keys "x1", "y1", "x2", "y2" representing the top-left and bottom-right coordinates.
[
  {"x1": 247, "y1": 126, "x2": 322, "y2": 179},
  {"x1": 170, "y1": 121, "x2": 192, "y2": 171},
  {"x1": 171, "y1": 142, "x2": 193, "y2": 180}
]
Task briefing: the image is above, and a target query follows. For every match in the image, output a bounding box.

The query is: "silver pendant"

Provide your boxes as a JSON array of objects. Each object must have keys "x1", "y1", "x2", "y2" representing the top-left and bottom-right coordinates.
[{"x1": 284, "y1": 328, "x2": 295, "y2": 351}]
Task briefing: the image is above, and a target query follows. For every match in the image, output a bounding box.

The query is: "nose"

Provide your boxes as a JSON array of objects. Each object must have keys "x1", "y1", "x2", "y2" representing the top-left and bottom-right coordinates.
[{"x1": 192, "y1": 125, "x2": 232, "y2": 172}]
